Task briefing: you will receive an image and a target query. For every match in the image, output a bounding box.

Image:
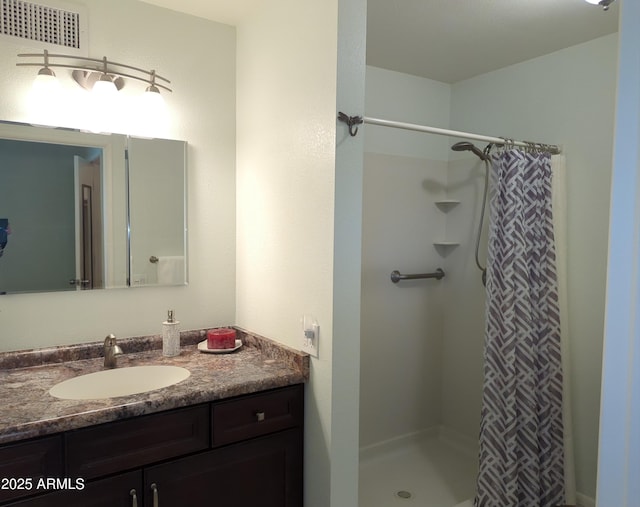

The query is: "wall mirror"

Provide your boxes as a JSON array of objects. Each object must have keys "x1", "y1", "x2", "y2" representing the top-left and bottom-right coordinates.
[{"x1": 0, "y1": 121, "x2": 187, "y2": 294}]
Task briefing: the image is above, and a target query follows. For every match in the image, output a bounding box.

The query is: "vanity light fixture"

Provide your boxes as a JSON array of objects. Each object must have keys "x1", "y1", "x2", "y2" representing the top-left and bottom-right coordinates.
[
  {"x1": 17, "y1": 50, "x2": 171, "y2": 103},
  {"x1": 584, "y1": 0, "x2": 616, "y2": 10},
  {"x1": 31, "y1": 50, "x2": 59, "y2": 93},
  {"x1": 142, "y1": 70, "x2": 166, "y2": 109}
]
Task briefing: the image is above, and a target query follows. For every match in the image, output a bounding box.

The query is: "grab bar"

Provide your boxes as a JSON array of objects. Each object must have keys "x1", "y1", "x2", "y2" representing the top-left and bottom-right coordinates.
[{"x1": 390, "y1": 268, "x2": 445, "y2": 283}]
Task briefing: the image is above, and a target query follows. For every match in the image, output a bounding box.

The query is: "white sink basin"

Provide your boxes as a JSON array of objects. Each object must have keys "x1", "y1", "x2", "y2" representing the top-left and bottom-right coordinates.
[{"x1": 49, "y1": 365, "x2": 191, "y2": 400}]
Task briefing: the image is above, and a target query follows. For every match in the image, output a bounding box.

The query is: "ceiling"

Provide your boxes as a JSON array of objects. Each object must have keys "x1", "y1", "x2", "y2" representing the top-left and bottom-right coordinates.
[
  {"x1": 138, "y1": 0, "x2": 263, "y2": 26},
  {"x1": 140, "y1": 0, "x2": 619, "y2": 83},
  {"x1": 366, "y1": 0, "x2": 619, "y2": 82}
]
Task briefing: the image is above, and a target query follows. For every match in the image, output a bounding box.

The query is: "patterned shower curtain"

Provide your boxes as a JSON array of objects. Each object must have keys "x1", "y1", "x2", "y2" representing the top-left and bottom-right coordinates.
[{"x1": 475, "y1": 149, "x2": 565, "y2": 507}]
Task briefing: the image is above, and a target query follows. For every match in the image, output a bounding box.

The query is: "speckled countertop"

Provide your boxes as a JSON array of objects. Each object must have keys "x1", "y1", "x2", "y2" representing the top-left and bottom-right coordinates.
[{"x1": 0, "y1": 328, "x2": 309, "y2": 445}]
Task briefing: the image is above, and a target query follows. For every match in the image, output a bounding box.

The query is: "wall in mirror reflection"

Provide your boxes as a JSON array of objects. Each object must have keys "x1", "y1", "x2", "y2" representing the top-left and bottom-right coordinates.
[
  {"x1": 129, "y1": 137, "x2": 187, "y2": 287},
  {"x1": 0, "y1": 123, "x2": 187, "y2": 295}
]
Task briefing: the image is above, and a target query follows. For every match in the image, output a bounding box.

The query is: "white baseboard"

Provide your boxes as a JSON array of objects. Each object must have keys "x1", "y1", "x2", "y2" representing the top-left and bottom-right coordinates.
[
  {"x1": 359, "y1": 425, "x2": 478, "y2": 461},
  {"x1": 576, "y1": 492, "x2": 595, "y2": 507},
  {"x1": 359, "y1": 427, "x2": 438, "y2": 462}
]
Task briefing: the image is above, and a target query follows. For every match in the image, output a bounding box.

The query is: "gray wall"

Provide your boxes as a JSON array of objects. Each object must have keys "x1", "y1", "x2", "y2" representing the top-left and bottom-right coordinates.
[{"x1": 0, "y1": 140, "x2": 94, "y2": 293}]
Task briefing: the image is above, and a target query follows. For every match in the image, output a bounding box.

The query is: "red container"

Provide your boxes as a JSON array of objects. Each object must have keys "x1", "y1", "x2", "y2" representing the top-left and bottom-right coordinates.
[{"x1": 207, "y1": 328, "x2": 236, "y2": 349}]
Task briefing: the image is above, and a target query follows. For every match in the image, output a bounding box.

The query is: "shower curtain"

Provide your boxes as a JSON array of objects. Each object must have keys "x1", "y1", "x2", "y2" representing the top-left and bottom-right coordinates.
[{"x1": 475, "y1": 149, "x2": 565, "y2": 507}]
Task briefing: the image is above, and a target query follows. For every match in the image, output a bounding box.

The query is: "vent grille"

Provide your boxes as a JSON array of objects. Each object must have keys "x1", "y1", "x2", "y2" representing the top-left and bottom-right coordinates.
[{"x1": 1, "y1": 0, "x2": 80, "y2": 49}]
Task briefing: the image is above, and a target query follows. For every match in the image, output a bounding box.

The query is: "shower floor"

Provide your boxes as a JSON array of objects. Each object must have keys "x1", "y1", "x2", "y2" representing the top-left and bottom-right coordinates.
[{"x1": 359, "y1": 431, "x2": 477, "y2": 507}]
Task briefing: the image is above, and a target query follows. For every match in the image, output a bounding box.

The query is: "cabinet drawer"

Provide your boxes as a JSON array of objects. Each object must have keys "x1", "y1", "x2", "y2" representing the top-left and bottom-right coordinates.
[
  {"x1": 212, "y1": 384, "x2": 303, "y2": 446},
  {"x1": 0, "y1": 436, "x2": 63, "y2": 503},
  {"x1": 66, "y1": 405, "x2": 209, "y2": 479}
]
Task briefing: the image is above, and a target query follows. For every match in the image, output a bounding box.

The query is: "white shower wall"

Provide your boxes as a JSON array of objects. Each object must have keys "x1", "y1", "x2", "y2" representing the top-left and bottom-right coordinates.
[
  {"x1": 361, "y1": 67, "x2": 451, "y2": 447},
  {"x1": 361, "y1": 32, "x2": 617, "y2": 502},
  {"x1": 360, "y1": 151, "x2": 448, "y2": 447}
]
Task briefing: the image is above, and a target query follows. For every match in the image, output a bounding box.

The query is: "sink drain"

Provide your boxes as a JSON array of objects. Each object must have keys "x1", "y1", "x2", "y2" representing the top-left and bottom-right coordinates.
[{"x1": 395, "y1": 490, "x2": 413, "y2": 500}]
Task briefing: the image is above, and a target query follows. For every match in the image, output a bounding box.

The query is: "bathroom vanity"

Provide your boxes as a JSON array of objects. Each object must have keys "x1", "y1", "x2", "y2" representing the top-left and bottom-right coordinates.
[{"x1": 0, "y1": 329, "x2": 308, "y2": 506}]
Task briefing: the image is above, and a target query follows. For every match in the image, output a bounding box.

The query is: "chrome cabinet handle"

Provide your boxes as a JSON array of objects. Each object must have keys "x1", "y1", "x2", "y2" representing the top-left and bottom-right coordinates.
[
  {"x1": 129, "y1": 489, "x2": 138, "y2": 507},
  {"x1": 151, "y1": 483, "x2": 159, "y2": 507},
  {"x1": 256, "y1": 411, "x2": 265, "y2": 421}
]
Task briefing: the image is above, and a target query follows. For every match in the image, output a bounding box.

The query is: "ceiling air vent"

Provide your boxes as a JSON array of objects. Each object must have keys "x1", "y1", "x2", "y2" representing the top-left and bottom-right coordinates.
[{"x1": 0, "y1": 0, "x2": 86, "y2": 52}]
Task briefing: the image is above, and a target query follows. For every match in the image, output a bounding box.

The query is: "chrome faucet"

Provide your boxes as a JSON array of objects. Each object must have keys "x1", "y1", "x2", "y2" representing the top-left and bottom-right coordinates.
[{"x1": 104, "y1": 334, "x2": 123, "y2": 368}]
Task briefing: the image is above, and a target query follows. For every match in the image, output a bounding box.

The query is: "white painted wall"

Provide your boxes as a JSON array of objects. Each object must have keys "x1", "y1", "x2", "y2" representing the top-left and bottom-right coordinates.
[
  {"x1": 235, "y1": 0, "x2": 365, "y2": 505},
  {"x1": 446, "y1": 33, "x2": 618, "y2": 500},
  {"x1": 0, "y1": 0, "x2": 236, "y2": 350},
  {"x1": 235, "y1": 1, "x2": 336, "y2": 502},
  {"x1": 332, "y1": 0, "x2": 367, "y2": 503},
  {"x1": 360, "y1": 67, "x2": 451, "y2": 447},
  {"x1": 364, "y1": 67, "x2": 452, "y2": 161},
  {"x1": 597, "y1": 1, "x2": 640, "y2": 504}
]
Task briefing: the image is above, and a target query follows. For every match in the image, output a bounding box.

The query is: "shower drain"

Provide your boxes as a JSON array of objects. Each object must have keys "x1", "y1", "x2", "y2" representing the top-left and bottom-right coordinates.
[{"x1": 395, "y1": 490, "x2": 413, "y2": 500}]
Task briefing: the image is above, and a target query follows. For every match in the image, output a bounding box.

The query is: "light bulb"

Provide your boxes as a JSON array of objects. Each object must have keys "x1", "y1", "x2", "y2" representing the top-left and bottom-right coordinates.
[
  {"x1": 142, "y1": 85, "x2": 165, "y2": 109},
  {"x1": 28, "y1": 68, "x2": 61, "y2": 126},
  {"x1": 87, "y1": 75, "x2": 119, "y2": 133},
  {"x1": 32, "y1": 68, "x2": 60, "y2": 94},
  {"x1": 92, "y1": 76, "x2": 118, "y2": 98},
  {"x1": 137, "y1": 85, "x2": 168, "y2": 136},
  {"x1": 584, "y1": 0, "x2": 600, "y2": 3}
]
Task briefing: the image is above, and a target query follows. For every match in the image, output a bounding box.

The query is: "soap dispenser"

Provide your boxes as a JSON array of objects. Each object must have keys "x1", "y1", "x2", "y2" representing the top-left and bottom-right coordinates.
[{"x1": 162, "y1": 310, "x2": 180, "y2": 357}]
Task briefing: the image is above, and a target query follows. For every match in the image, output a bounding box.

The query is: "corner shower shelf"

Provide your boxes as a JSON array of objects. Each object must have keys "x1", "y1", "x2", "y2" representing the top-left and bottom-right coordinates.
[
  {"x1": 433, "y1": 200, "x2": 460, "y2": 255},
  {"x1": 434, "y1": 199, "x2": 460, "y2": 212},
  {"x1": 433, "y1": 241, "x2": 459, "y2": 257}
]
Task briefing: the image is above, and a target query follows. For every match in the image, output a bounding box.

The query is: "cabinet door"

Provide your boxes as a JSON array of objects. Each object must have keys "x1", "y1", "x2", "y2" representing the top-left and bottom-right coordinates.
[
  {"x1": 144, "y1": 429, "x2": 302, "y2": 507},
  {"x1": 0, "y1": 436, "x2": 63, "y2": 504},
  {"x1": 6, "y1": 471, "x2": 142, "y2": 507}
]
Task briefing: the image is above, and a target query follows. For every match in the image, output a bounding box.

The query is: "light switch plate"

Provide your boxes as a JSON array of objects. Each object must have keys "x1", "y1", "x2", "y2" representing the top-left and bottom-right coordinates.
[{"x1": 301, "y1": 318, "x2": 319, "y2": 358}]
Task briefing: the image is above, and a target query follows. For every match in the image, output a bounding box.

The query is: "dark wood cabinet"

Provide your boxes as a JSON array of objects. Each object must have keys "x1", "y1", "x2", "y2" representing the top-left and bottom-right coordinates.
[
  {"x1": 1, "y1": 384, "x2": 304, "y2": 507},
  {"x1": 144, "y1": 429, "x2": 302, "y2": 507},
  {"x1": 7, "y1": 471, "x2": 142, "y2": 507},
  {"x1": 0, "y1": 436, "x2": 63, "y2": 504}
]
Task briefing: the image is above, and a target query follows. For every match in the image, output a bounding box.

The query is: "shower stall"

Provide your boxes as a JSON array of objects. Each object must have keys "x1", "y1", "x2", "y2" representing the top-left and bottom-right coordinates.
[
  {"x1": 357, "y1": 34, "x2": 616, "y2": 504},
  {"x1": 356, "y1": 120, "x2": 568, "y2": 507}
]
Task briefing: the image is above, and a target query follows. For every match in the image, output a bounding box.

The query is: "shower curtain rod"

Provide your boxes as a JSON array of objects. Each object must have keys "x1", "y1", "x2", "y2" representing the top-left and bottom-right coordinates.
[{"x1": 337, "y1": 113, "x2": 562, "y2": 155}]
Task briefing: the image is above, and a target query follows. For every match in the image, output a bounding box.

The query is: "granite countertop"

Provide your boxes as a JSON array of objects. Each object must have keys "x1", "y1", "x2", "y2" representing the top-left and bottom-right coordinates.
[{"x1": 0, "y1": 328, "x2": 309, "y2": 445}]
